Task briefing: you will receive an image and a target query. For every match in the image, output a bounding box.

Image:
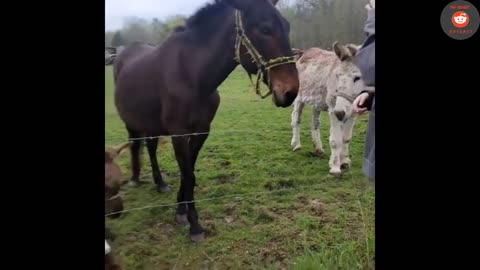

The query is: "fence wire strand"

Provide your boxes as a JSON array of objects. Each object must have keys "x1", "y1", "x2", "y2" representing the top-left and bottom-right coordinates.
[{"x1": 105, "y1": 171, "x2": 361, "y2": 217}]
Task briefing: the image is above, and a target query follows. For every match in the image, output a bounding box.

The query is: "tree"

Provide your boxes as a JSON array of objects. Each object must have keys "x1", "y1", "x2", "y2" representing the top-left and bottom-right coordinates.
[
  {"x1": 111, "y1": 31, "x2": 125, "y2": 47},
  {"x1": 105, "y1": 31, "x2": 115, "y2": 47}
]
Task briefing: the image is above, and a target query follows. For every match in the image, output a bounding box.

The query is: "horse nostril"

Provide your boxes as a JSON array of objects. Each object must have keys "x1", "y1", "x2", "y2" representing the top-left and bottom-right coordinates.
[
  {"x1": 335, "y1": 111, "x2": 345, "y2": 121},
  {"x1": 285, "y1": 91, "x2": 297, "y2": 103}
]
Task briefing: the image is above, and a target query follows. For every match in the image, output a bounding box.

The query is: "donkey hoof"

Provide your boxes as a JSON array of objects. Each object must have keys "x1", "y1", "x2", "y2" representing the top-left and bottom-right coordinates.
[
  {"x1": 189, "y1": 232, "x2": 205, "y2": 242},
  {"x1": 156, "y1": 185, "x2": 172, "y2": 193},
  {"x1": 329, "y1": 169, "x2": 342, "y2": 177},
  {"x1": 128, "y1": 181, "x2": 140, "y2": 187},
  {"x1": 175, "y1": 214, "x2": 189, "y2": 225},
  {"x1": 313, "y1": 149, "x2": 324, "y2": 157}
]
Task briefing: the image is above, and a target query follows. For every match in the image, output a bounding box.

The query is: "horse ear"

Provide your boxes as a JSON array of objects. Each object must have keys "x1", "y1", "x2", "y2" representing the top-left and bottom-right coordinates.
[
  {"x1": 333, "y1": 41, "x2": 350, "y2": 61},
  {"x1": 225, "y1": 0, "x2": 253, "y2": 10},
  {"x1": 271, "y1": 0, "x2": 280, "y2": 6}
]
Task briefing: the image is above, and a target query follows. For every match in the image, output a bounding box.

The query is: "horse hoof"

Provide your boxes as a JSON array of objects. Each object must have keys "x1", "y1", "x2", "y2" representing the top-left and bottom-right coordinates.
[
  {"x1": 190, "y1": 232, "x2": 205, "y2": 242},
  {"x1": 157, "y1": 185, "x2": 172, "y2": 193},
  {"x1": 292, "y1": 145, "x2": 302, "y2": 152},
  {"x1": 175, "y1": 214, "x2": 189, "y2": 225},
  {"x1": 128, "y1": 181, "x2": 140, "y2": 187}
]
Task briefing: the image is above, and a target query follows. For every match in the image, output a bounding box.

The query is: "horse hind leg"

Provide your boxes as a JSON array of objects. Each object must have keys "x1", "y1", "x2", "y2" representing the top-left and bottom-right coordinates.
[
  {"x1": 146, "y1": 137, "x2": 171, "y2": 193},
  {"x1": 127, "y1": 128, "x2": 143, "y2": 186},
  {"x1": 291, "y1": 99, "x2": 304, "y2": 151}
]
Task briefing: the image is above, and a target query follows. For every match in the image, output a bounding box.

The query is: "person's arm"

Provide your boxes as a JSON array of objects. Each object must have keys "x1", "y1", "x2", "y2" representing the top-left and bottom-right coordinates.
[{"x1": 354, "y1": 6, "x2": 375, "y2": 87}]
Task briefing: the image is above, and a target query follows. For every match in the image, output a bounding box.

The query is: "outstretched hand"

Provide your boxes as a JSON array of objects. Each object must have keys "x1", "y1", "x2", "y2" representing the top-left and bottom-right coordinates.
[{"x1": 352, "y1": 92, "x2": 370, "y2": 115}]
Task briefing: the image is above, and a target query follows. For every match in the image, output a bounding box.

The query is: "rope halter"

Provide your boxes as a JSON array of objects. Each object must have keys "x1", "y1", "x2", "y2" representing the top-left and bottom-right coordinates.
[{"x1": 233, "y1": 10, "x2": 296, "y2": 99}]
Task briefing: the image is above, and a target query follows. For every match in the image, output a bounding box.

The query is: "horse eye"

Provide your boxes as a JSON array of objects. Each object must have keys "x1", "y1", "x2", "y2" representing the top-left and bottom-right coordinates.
[
  {"x1": 353, "y1": 76, "x2": 360, "y2": 82},
  {"x1": 259, "y1": 25, "x2": 272, "y2": 35}
]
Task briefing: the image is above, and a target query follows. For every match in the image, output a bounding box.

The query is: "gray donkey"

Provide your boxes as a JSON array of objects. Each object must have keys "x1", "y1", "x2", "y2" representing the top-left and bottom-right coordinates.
[{"x1": 290, "y1": 42, "x2": 371, "y2": 176}]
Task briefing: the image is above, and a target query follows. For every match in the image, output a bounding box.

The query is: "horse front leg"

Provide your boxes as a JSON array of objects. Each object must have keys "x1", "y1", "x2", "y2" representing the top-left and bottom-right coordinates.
[
  {"x1": 172, "y1": 136, "x2": 204, "y2": 242},
  {"x1": 291, "y1": 99, "x2": 304, "y2": 151},
  {"x1": 174, "y1": 132, "x2": 209, "y2": 226},
  {"x1": 328, "y1": 111, "x2": 344, "y2": 177},
  {"x1": 341, "y1": 117, "x2": 356, "y2": 169}
]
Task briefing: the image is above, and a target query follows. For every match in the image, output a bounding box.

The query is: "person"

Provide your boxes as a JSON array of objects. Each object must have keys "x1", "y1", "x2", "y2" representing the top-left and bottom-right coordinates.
[{"x1": 353, "y1": 0, "x2": 375, "y2": 182}]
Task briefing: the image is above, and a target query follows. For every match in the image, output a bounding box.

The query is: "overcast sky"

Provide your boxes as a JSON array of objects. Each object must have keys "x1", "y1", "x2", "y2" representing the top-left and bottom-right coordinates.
[{"x1": 105, "y1": 0, "x2": 211, "y2": 31}]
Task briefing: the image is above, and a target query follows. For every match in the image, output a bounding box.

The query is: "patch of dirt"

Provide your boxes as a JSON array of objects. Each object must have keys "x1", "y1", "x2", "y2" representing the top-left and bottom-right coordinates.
[
  {"x1": 264, "y1": 179, "x2": 296, "y2": 191},
  {"x1": 203, "y1": 220, "x2": 218, "y2": 237},
  {"x1": 255, "y1": 206, "x2": 281, "y2": 224},
  {"x1": 292, "y1": 196, "x2": 334, "y2": 223},
  {"x1": 309, "y1": 199, "x2": 326, "y2": 216},
  {"x1": 223, "y1": 203, "x2": 238, "y2": 224},
  {"x1": 210, "y1": 172, "x2": 236, "y2": 184},
  {"x1": 220, "y1": 160, "x2": 231, "y2": 167},
  {"x1": 259, "y1": 230, "x2": 301, "y2": 267}
]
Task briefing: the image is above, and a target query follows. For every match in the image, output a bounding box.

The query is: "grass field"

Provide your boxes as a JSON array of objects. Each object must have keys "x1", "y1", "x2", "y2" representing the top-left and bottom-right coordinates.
[{"x1": 105, "y1": 66, "x2": 375, "y2": 270}]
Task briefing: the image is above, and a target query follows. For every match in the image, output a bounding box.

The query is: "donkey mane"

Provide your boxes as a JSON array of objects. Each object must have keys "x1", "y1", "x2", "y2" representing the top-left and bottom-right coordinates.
[{"x1": 185, "y1": 0, "x2": 230, "y2": 38}]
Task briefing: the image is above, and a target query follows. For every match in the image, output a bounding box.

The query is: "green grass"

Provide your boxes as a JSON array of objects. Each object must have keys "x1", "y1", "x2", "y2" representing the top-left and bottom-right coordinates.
[{"x1": 105, "y1": 66, "x2": 375, "y2": 270}]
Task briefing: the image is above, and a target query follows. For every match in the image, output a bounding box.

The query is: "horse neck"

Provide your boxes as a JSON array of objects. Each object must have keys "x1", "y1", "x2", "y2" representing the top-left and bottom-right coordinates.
[{"x1": 191, "y1": 10, "x2": 239, "y2": 94}]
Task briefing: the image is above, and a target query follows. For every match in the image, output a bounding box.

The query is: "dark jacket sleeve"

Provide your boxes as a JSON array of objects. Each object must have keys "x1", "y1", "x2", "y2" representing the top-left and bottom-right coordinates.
[{"x1": 354, "y1": 8, "x2": 375, "y2": 87}]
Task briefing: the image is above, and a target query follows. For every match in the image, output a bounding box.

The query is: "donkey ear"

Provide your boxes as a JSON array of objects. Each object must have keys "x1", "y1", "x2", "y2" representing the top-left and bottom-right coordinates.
[
  {"x1": 333, "y1": 41, "x2": 350, "y2": 61},
  {"x1": 345, "y1": 44, "x2": 360, "y2": 56},
  {"x1": 271, "y1": 0, "x2": 280, "y2": 6},
  {"x1": 291, "y1": 48, "x2": 304, "y2": 61}
]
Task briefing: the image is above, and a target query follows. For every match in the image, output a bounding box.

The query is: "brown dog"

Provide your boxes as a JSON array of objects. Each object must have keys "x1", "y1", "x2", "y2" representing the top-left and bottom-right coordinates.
[
  {"x1": 105, "y1": 240, "x2": 124, "y2": 270},
  {"x1": 105, "y1": 142, "x2": 130, "y2": 218},
  {"x1": 105, "y1": 142, "x2": 130, "y2": 270}
]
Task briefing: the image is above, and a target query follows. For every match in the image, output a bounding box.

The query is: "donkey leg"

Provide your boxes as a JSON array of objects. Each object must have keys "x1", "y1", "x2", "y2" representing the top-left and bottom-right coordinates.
[
  {"x1": 328, "y1": 112, "x2": 343, "y2": 177},
  {"x1": 341, "y1": 117, "x2": 356, "y2": 169},
  {"x1": 127, "y1": 128, "x2": 142, "y2": 186},
  {"x1": 291, "y1": 99, "x2": 304, "y2": 151},
  {"x1": 172, "y1": 136, "x2": 204, "y2": 241},
  {"x1": 311, "y1": 105, "x2": 325, "y2": 157},
  {"x1": 146, "y1": 138, "x2": 171, "y2": 193}
]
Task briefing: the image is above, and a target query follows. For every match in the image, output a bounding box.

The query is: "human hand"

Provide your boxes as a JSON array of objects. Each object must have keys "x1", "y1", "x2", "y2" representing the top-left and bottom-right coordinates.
[
  {"x1": 352, "y1": 92, "x2": 370, "y2": 114},
  {"x1": 365, "y1": 0, "x2": 375, "y2": 10}
]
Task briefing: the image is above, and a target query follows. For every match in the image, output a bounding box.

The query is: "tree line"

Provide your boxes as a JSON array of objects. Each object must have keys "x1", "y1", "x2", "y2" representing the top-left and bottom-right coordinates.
[{"x1": 105, "y1": 0, "x2": 368, "y2": 50}]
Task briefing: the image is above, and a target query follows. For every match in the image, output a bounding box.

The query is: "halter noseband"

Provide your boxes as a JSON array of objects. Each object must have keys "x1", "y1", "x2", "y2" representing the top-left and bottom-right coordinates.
[{"x1": 234, "y1": 10, "x2": 296, "y2": 99}]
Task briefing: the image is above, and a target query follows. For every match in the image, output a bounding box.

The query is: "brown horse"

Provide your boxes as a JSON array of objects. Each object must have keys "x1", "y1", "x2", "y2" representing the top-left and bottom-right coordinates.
[{"x1": 113, "y1": 0, "x2": 299, "y2": 242}]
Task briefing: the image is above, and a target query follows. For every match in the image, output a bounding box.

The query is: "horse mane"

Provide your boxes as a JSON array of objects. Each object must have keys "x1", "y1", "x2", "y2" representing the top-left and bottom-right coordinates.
[{"x1": 185, "y1": 0, "x2": 231, "y2": 41}]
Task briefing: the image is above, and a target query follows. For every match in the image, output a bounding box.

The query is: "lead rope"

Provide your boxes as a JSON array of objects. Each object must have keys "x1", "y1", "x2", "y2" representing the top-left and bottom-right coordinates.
[{"x1": 234, "y1": 10, "x2": 296, "y2": 99}]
